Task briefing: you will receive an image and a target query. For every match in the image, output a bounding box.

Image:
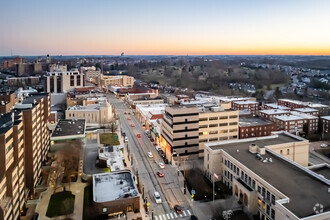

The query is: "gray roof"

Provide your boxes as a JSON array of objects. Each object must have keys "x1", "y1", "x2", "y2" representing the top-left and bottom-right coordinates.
[
  {"x1": 51, "y1": 119, "x2": 85, "y2": 138},
  {"x1": 239, "y1": 117, "x2": 274, "y2": 127},
  {"x1": 207, "y1": 133, "x2": 330, "y2": 218}
]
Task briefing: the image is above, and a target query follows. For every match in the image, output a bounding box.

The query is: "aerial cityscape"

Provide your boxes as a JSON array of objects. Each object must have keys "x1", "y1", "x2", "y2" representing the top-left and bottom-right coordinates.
[{"x1": 0, "y1": 1, "x2": 330, "y2": 220}]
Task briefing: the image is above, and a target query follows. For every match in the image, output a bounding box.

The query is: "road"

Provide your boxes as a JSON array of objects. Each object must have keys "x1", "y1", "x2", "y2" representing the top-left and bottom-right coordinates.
[{"x1": 108, "y1": 94, "x2": 193, "y2": 219}]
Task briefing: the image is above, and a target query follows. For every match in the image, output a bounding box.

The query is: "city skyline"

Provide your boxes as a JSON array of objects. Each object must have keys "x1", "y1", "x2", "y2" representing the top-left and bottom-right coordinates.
[{"x1": 1, "y1": 0, "x2": 330, "y2": 56}]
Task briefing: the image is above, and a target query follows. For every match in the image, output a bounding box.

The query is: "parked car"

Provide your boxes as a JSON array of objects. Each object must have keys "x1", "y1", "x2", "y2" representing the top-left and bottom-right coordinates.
[
  {"x1": 131, "y1": 123, "x2": 135, "y2": 127},
  {"x1": 154, "y1": 191, "x2": 162, "y2": 203},
  {"x1": 159, "y1": 162, "x2": 165, "y2": 169},
  {"x1": 320, "y1": 144, "x2": 328, "y2": 148},
  {"x1": 155, "y1": 146, "x2": 161, "y2": 151},
  {"x1": 137, "y1": 134, "x2": 141, "y2": 138},
  {"x1": 157, "y1": 171, "x2": 164, "y2": 177},
  {"x1": 127, "y1": 117, "x2": 131, "y2": 120},
  {"x1": 163, "y1": 158, "x2": 169, "y2": 164},
  {"x1": 160, "y1": 153, "x2": 166, "y2": 159},
  {"x1": 174, "y1": 205, "x2": 184, "y2": 214},
  {"x1": 159, "y1": 150, "x2": 165, "y2": 155},
  {"x1": 147, "y1": 152, "x2": 153, "y2": 158},
  {"x1": 124, "y1": 137, "x2": 128, "y2": 143}
]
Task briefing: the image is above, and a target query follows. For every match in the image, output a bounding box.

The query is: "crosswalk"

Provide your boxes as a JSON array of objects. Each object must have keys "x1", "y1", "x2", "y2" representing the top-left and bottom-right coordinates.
[{"x1": 154, "y1": 210, "x2": 192, "y2": 220}]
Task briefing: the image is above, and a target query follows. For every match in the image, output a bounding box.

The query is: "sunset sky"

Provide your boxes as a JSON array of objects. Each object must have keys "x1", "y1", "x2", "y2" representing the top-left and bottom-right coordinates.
[{"x1": 1, "y1": 0, "x2": 330, "y2": 56}]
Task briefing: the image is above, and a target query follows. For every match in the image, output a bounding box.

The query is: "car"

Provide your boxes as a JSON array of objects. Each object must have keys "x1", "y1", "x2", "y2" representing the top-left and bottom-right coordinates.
[
  {"x1": 124, "y1": 137, "x2": 128, "y2": 143},
  {"x1": 124, "y1": 112, "x2": 127, "y2": 114},
  {"x1": 137, "y1": 134, "x2": 141, "y2": 138},
  {"x1": 159, "y1": 150, "x2": 164, "y2": 155},
  {"x1": 174, "y1": 205, "x2": 184, "y2": 214},
  {"x1": 157, "y1": 171, "x2": 164, "y2": 177},
  {"x1": 127, "y1": 117, "x2": 131, "y2": 120},
  {"x1": 131, "y1": 123, "x2": 135, "y2": 127},
  {"x1": 159, "y1": 162, "x2": 165, "y2": 169},
  {"x1": 147, "y1": 152, "x2": 153, "y2": 158},
  {"x1": 154, "y1": 191, "x2": 162, "y2": 203},
  {"x1": 163, "y1": 158, "x2": 169, "y2": 164},
  {"x1": 155, "y1": 146, "x2": 161, "y2": 151},
  {"x1": 160, "y1": 153, "x2": 166, "y2": 159},
  {"x1": 320, "y1": 144, "x2": 328, "y2": 148}
]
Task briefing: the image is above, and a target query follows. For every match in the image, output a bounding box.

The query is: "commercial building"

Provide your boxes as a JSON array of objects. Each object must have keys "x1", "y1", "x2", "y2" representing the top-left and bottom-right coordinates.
[
  {"x1": 259, "y1": 109, "x2": 290, "y2": 121},
  {"x1": 160, "y1": 106, "x2": 200, "y2": 161},
  {"x1": 0, "y1": 112, "x2": 26, "y2": 220},
  {"x1": 7, "y1": 76, "x2": 40, "y2": 88},
  {"x1": 50, "y1": 119, "x2": 86, "y2": 143},
  {"x1": 239, "y1": 117, "x2": 276, "y2": 139},
  {"x1": 45, "y1": 69, "x2": 84, "y2": 93},
  {"x1": 84, "y1": 69, "x2": 102, "y2": 85},
  {"x1": 129, "y1": 98, "x2": 164, "y2": 108},
  {"x1": 198, "y1": 106, "x2": 239, "y2": 157},
  {"x1": 232, "y1": 101, "x2": 259, "y2": 115},
  {"x1": 203, "y1": 132, "x2": 329, "y2": 219},
  {"x1": 65, "y1": 97, "x2": 113, "y2": 127},
  {"x1": 101, "y1": 75, "x2": 134, "y2": 88},
  {"x1": 135, "y1": 104, "x2": 167, "y2": 131},
  {"x1": 93, "y1": 171, "x2": 139, "y2": 217}
]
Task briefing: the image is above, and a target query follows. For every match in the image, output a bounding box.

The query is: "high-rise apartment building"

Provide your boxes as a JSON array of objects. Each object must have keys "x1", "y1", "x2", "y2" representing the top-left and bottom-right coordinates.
[{"x1": 0, "y1": 112, "x2": 26, "y2": 220}]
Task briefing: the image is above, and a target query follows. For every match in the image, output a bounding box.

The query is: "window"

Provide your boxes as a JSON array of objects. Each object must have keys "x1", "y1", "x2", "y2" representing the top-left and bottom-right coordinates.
[
  {"x1": 229, "y1": 115, "x2": 238, "y2": 119},
  {"x1": 271, "y1": 195, "x2": 275, "y2": 205},
  {"x1": 266, "y1": 205, "x2": 270, "y2": 215},
  {"x1": 266, "y1": 191, "x2": 270, "y2": 201},
  {"x1": 280, "y1": 150, "x2": 283, "y2": 155},
  {"x1": 219, "y1": 116, "x2": 228, "y2": 120},
  {"x1": 248, "y1": 177, "x2": 251, "y2": 186},
  {"x1": 262, "y1": 187, "x2": 265, "y2": 197},
  {"x1": 70, "y1": 75, "x2": 75, "y2": 86},
  {"x1": 199, "y1": 117, "x2": 208, "y2": 121},
  {"x1": 258, "y1": 186, "x2": 261, "y2": 193},
  {"x1": 236, "y1": 167, "x2": 239, "y2": 175},
  {"x1": 209, "y1": 124, "x2": 218, "y2": 127},
  {"x1": 271, "y1": 209, "x2": 275, "y2": 219},
  {"x1": 252, "y1": 180, "x2": 256, "y2": 189},
  {"x1": 209, "y1": 116, "x2": 218, "y2": 120},
  {"x1": 229, "y1": 122, "x2": 238, "y2": 125},
  {"x1": 219, "y1": 123, "x2": 228, "y2": 126},
  {"x1": 241, "y1": 171, "x2": 244, "y2": 179}
]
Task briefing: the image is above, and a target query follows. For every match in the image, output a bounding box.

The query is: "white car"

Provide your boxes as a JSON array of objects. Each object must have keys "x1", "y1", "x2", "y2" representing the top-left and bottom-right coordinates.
[
  {"x1": 147, "y1": 152, "x2": 153, "y2": 158},
  {"x1": 155, "y1": 146, "x2": 161, "y2": 151},
  {"x1": 124, "y1": 137, "x2": 128, "y2": 143},
  {"x1": 154, "y1": 191, "x2": 162, "y2": 203},
  {"x1": 159, "y1": 162, "x2": 165, "y2": 169},
  {"x1": 320, "y1": 144, "x2": 328, "y2": 148}
]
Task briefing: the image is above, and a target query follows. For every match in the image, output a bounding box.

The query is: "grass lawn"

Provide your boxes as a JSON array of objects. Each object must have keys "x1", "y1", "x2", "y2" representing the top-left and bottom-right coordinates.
[
  {"x1": 46, "y1": 191, "x2": 75, "y2": 218},
  {"x1": 99, "y1": 133, "x2": 120, "y2": 145}
]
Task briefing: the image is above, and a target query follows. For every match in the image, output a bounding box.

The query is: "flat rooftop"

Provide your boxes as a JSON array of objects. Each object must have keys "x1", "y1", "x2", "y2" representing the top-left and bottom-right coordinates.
[
  {"x1": 294, "y1": 107, "x2": 318, "y2": 113},
  {"x1": 309, "y1": 165, "x2": 330, "y2": 181},
  {"x1": 22, "y1": 93, "x2": 48, "y2": 105},
  {"x1": 93, "y1": 171, "x2": 138, "y2": 203},
  {"x1": 206, "y1": 132, "x2": 330, "y2": 218},
  {"x1": 321, "y1": 116, "x2": 330, "y2": 120},
  {"x1": 264, "y1": 103, "x2": 290, "y2": 110},
  {"x1": 274, "y1": 114, "x2": 303, "y2": 121},
  {"x1": 259, "y1": 109, "x2": 289, "y2": 115},
  {"x1": 51, "y1": 119, "x2": 85, "y2": 138},
  {"x1": 239, "y1": 117, "x2": 274, "y2": 127},
  {"x1": 233, "y1": 100, "x2": 258, "y2": 105},
  {"x1": 290, "y1": 111, "x2": 318, "y2": 119}
]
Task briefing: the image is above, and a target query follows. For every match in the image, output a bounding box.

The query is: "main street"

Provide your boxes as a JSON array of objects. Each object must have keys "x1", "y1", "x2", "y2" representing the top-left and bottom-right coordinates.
[{"x1": 108, "y1": 94, "x2": 193, "y2": 219}]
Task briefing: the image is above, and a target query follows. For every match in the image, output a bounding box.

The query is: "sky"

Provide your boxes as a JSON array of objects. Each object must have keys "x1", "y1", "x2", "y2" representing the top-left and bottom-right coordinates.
[{"x1": 1, "y1": 0, "x2": 330, "y2": 56}]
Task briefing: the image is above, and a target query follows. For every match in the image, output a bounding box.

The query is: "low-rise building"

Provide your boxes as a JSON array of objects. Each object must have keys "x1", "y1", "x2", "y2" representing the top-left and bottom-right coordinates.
[
  {"x1": 101, "y1": 75, "x2": 134, "y2": 88},
  {"x1": 203, "y1": 132, "x2": 329, "y2": 219},
  {"x1": 290, "y1": 111, "x2": 318, "y2": 134},
  {"x1": 0, "y1": 91, "x2": 17, "y2": 114},
  {"x1": 135, "y1": 104, "x2": 167, "y2": 131},
  {"x1": 273, "y1": 115, "x2": 304, "y2": 134},
  {"x1": 277, "y1": 99, "x2": 306, "y2": 109},
  {"x1": 93, "y1": 172, "x2": 139, "y2": 217},
  {"x1": 98, "y1": 145, "x2": 125, "y2": 172},
  {"x1": 50, "y1": 119, "x2": 86, "y2": 143},
  {"x1": 218, "y1": 97, "x2": 256, "y2": 108},
  {"x1": 65, "y1": 98, "x2": 113, "y2": 127},
  {"x1": 293, "y1": 107, "x2": 319, "y2": 116},
  {"x1": 232, "y1": 101, "x2": 259, "y2": 115},
  {"x1": 263, "y1": 103, "x2": 290, "y2": 111},
  {"x1": 259, "y1": 109, "x2": 290, "y2": 121},
  {"x1": 239, "y1": 117, "x2": 276, "y2": 139},
  {"x1": 320, "y1": 116, "x2": 330, "y2": 137}
]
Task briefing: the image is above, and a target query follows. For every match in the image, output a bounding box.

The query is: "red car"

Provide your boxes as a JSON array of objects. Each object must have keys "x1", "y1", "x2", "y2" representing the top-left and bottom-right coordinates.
[
  {"x1": 157, "y1": 171, "x2": 164, "y2": 177},
  {"x1": 137, "y1": 134, "x2": 141, "y2": 138},
  {"x1": 127, "y1": 117, "x2": 131, "y2": 120},
  {"x1": 131, "y1": 123, "x2": 135, "y2": 127}
]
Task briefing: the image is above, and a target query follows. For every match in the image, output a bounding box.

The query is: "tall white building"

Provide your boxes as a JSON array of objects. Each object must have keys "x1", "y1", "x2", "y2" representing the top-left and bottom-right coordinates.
[{"x1": 45, "y1": 69, "x2": 84, "y2": 93}]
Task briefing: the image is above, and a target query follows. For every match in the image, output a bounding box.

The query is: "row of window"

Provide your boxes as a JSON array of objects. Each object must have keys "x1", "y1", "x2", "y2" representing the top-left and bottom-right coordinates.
[
  {"x1": 199, "y1": 123, "x2": 238, "y2": 128},
  {"x1": 200, "y1": 135, "x2": 237, "y2": 142},
  {"x1": 241, "y1": 127, "x2": 273, "y2": 132},
  {"x1": 200, "y1": 115, "x2": 238, "y2": 121}
]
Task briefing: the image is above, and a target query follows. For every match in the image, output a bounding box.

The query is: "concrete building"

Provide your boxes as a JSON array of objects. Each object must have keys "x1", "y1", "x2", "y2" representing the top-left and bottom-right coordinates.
[
  {"x1": 65, "y1": 97, "x2": 113, "y2": 127},
  {"x1": 50, "y1": 119, "x2": 86, "y2": 143},
  {"x1": 98, "y1": 145, "x2": 125, "y2": 172},
  {"x1": 48, "y1": 64, "x2": 67, "y2": 72},
  {"x1": 203, "y1": 132, "x2": 329, "y2": 219},
  {"x1": 15, "y1": 93, "x2": 50, "y2": 196},
  {"x1": 0, "y1": 112, "x2": 26, "y2": 220},
  {"x1": 45, "y1": 69, "x2": 84, "y2": 93},
  {"x1": 239, "y1": 117, "x2": 276, "y2": 139},
  {"x1": 198, "y1": 107, "x2": 239, "y2": 157},
  {"x1": 84, "y1": 69, "x2": 102, "y2": 85},
  {"x1": 7, "y1": 76, "x2": 40, "y2": 88},
  {"x1": 101, "y1": 75, "x2": 134, "y2": 88},
  {"x1": 259, "y1": 109, "x2": 290, "y2": 121},
  {"x1": 218, "y1": 97, "x2": 256, "y2": 108},
  {"x1": 232, "y1": 101, "x2": 259, "y2": 115},
  {"x1": 160, "y1": 106, "x2": 200, "y2": 161},
  {"x1": 93, "y1": 171, "x2": 139, "y2": 217},
  {"x1": 293, "y1": 107, "x2": 319, "y2": 116}
]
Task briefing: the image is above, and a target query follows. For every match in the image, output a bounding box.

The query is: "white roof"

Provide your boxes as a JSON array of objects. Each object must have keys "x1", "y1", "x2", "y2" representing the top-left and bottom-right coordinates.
[
  {"x1": 321, "y1": 116, "x2": 330, "y2": 120},
  {"x1": 136, "y1": 104, "x2": 167, "y2": 120},
  {"x1": 233, "y1": 100, "x2": 258, "y2": 105},
  {"x1": 274, "y1": 115, "x2": 304, "y2": 121},
  {"x1": 294, "y1": 107, "x2": 318, "y2": 113},
  {"x1": 259, "y1": 109, "x2": 290, "y2": 115},
  {"x1": 290, "y1": 111, "x2": 318, "y2": 119},
  {"x1": 264, "y1": 103, "x2": 290, "y2": 110}
]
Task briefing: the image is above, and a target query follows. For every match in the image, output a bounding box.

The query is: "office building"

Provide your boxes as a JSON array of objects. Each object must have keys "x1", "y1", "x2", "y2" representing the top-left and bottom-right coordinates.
[
  {"x1": 199, "y1": 107, "x2": 239, "y2": 157},
  {"x1": 160, "y1": 106, "x2": 200, "y2": 161},
  {"x1": 259, "y1": 109, "x2": 290, "y2": 121},
  {"x1": 203, "y1": 132, "x2": 329, "y2": 219},
  {"x1": 45, "y1": 69, "x2": 84, "y2": 93},
  {"x1": 101, "y1": 75, "x2": 134, "y2": 88},
  {"x1": 239, "y1": 117, "x2": 276, "y2": 139}
]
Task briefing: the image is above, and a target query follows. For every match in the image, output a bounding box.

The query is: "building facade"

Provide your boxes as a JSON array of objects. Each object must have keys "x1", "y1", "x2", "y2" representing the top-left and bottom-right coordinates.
[
  {"x1": 239, "y1": 117, "x2": 276, "y2": 139},
  {"x1": 232, "y1": 101, "x2": 259, "y2": 115},
  {"x1": 45, "y1": 70, "x2": 84, "y2": 93},
  {"x1": 259, "y1": 109, "x2": 290, "y2": 121},
  {"x1": 101, "y1": 75, "x2": 134, "y2": 88}
]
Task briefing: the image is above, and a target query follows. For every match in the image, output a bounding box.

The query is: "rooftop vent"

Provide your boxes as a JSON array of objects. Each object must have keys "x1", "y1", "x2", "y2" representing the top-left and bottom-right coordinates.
[{"x1": 249, "y1": 143, "x2": 258, "y2": 154}]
